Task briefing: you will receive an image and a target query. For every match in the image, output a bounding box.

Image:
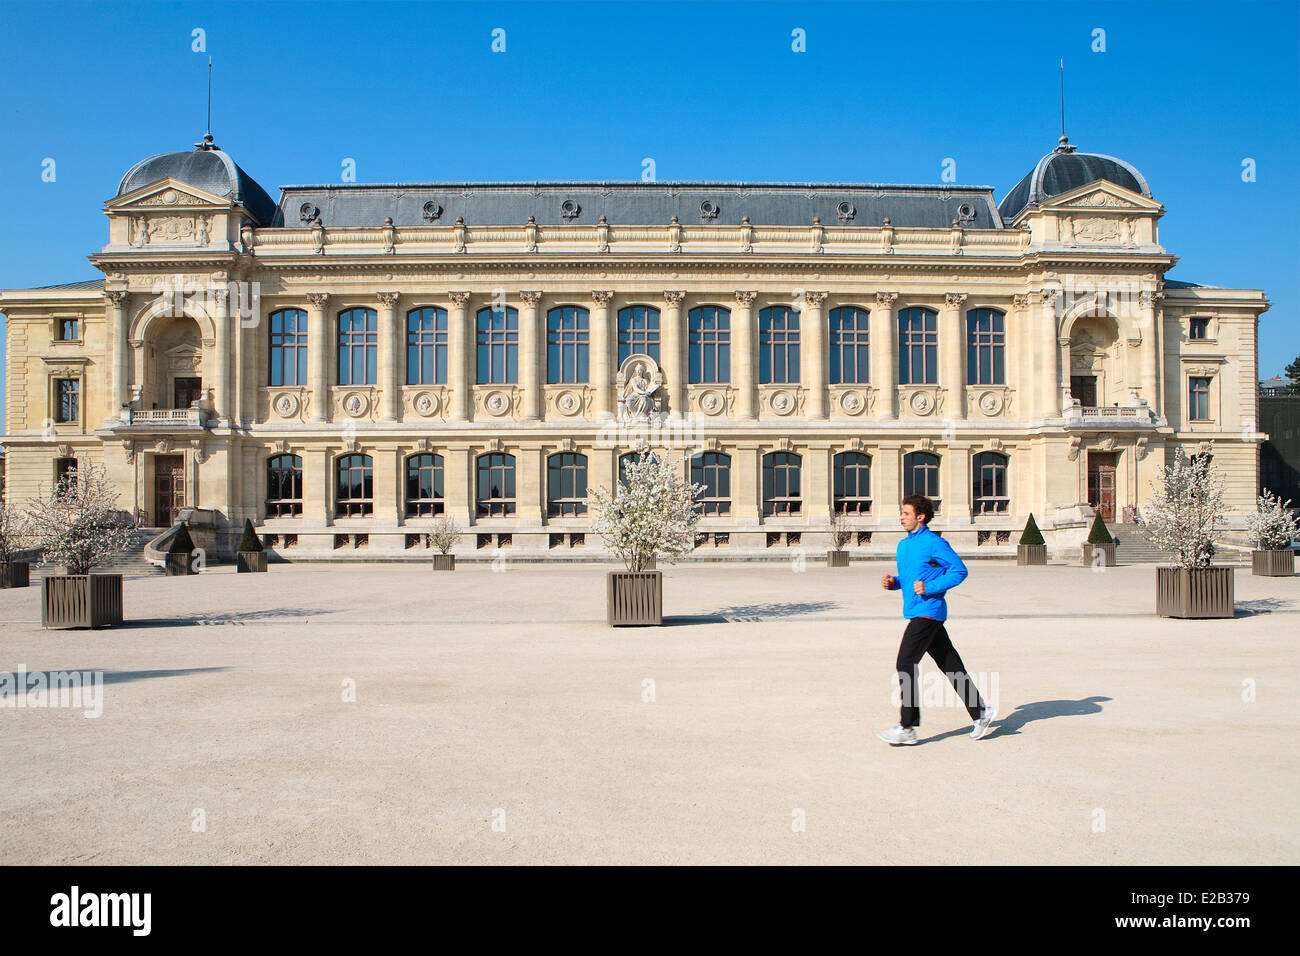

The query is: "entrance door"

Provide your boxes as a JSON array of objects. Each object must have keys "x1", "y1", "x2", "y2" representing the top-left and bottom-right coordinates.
[
  {"x1": 154, "y1": 455, "x2": 185, "y2": 526},
  {"x1": 1071, "y1": 375, "x2": 1098, "y2": 408},
  {"x1": 1087, "y1": 452, "x2": 1118, "y2": 522},
  {"x1": 174, "y1": 377, "x2": 202, "y2": 410}
]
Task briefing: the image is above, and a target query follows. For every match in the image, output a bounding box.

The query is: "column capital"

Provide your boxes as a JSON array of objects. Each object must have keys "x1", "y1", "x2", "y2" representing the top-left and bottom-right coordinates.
[
  {"x1": 306, "y1": 292, "x2": 330, "y2": 307},
  {"x1": 106, "y1": 290, "x2": 129, "y2": 307},
  {"x1": 449, "y1": 291, "x2": 472, "y2": 306},
  {"x1": 734, "y1": 290, "x2": 757, "y2": 306},
  {"x1": 875, "y1": 291, "x2": 899, "y2": 306},
  {"x1": 1139, "y1": 291, "x2": 1163, "y2": 308},
  {"x1": 520, "y1": 291, "x2": 543, "y2": 305},
  {"x1": 804, "y1": 291, "x2": 829, "y2": 307},
  {"x1": 377, "y1": 291, "x2": 401, "y2": 307},
  {"x1": 1013, "y1": 294, "x2": 1031, "y2": 309},
  {"x1": 944, "y1": 293, "x2": 968, "y2": 308},
  {"x1": 663, "y1": 290, "x2": 686, "y2": 306},
  {"x1": 591, "y1": 290, "x2": 615, "y2": 305}
]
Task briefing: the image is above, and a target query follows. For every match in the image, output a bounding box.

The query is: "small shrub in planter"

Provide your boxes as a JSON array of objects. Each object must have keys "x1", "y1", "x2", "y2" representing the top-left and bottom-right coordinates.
[
  {"x1": 165, "y1": 522, "x2": 200, "y2": 576},
  {"x1": 593, "y1": 448, "x2": 704, "y2": 625},
  {"x1": 1245, "y1": 489, "x2": 1298, "y2": 577},
  {"x1": 1016, "y1": 513, "x2": 1047, "y2": 566},
  {"x1": 1082, "y1": 514, "x2": 1116, "y2": 567},
  {"x1": 26, "y1": 462, "x2": 131, "y2": 628},
  {"x1": 827, "y1": 508, "x2": 852, "y2": 567},
  {"x1": 429, "y1": 516, "x2": 463, "y2": 570},
  {"x1": 1140, "y1": 444, "x2": 1236, "y2": 618},
  {"x1": 236, "y1": 518, "x2": 268, "y2": 573},
  {"x1": 0, "y1": 500, "x2": 33, "y2": 589}
]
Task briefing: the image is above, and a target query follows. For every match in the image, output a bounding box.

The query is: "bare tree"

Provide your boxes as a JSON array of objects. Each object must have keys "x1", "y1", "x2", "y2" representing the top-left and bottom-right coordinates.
[
  {"x1": 0, "y1": 500, "x2": 33, "y2": 567},
  {"x1": 828, "y1": 507, "x2": 854, "y2": 551}
]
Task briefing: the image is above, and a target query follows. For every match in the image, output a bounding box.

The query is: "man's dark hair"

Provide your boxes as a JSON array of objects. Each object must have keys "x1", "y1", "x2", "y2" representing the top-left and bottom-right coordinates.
[{"x1": 901, "y1": 494, "x2": 934, "y2": 525}]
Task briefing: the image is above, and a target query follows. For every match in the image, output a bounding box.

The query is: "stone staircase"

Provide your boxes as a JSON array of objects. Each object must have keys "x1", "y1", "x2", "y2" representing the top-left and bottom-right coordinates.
[
  {"x1": 28, "y1": 527, "x2": 164, "y2": 579},
  {"x1": 1110, "y1": 524, "x2": 1249, "y2": 566}
]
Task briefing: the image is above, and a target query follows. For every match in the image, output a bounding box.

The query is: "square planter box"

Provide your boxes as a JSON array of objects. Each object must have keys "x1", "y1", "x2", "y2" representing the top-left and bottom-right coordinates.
[
  {"x1": 42, "y1": 574, "x2": 124, "y2": 629},
  {"x1": 827, "y1": 550, "x2": 849, "y2": 567},
  {"x1": 1017, "y1": 544, "x2": 1047, "y2": 566},
  {"x1": 607, "y1": 570, "x2": 662, "y2": 626},
  {"x1": 1156, "y1": 566, "x2": 1235, "y2": 619},
  {"x1": 431, "y1": 553, "x2": 456, "y2": 571},
  {"x1": 1251, "y1": 550, "x2": 1295, "y2": 577},
  {"x1": 1, "y1": 561, "x2": 31, "y2": 589},
  {"x1": 237, "y1": 551, "x2": 268, "y2": 573},
  {"x1": 1082, "y1": 543, "x2": 1116, "y2": 567},
  {"x1": 164, "y1": 553, "x2": 198, "y2": 576}
]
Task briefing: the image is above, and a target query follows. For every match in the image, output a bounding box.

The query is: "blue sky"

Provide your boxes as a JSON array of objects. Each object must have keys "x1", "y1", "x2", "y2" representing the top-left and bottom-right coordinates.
[{"x1": 1, "y1": 0, "x2": 1297, "y2": 430}]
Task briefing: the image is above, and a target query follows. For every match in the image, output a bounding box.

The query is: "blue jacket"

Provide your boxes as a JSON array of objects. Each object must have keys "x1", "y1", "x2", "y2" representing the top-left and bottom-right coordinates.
[{"x1": 888, "y1": 524, "x2": 968, "y2": 621}]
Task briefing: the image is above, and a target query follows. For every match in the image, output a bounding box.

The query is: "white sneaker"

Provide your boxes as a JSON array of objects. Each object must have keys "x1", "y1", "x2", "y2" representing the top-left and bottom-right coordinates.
[
  {"x1": 971, "y1": 706, "x2": 997, "y2": 740},
  {"x1": 877, "y1": 723, "x2": 918, "y2": 746}
]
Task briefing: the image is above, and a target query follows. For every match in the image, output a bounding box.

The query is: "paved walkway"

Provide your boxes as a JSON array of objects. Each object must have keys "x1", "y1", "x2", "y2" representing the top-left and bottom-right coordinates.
[{"x1": 1, "y1": 560, "x2": 1296, "y2": 864}]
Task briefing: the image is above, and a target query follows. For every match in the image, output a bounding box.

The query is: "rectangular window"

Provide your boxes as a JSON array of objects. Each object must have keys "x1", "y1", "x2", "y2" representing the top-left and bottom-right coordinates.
[
  {"x1": 407, "y1": 309, "x2": 449, "y2": 385},
  {"x1": 966, "y1": 310, "x2": 1006, "y2": 385},
  {"x1": 1189, "y1": 317, "x2": 1208, "y2": 340},
  {"x1": 54, "y1": 378, "x2": 80, "y2": 423},
  {"x1": 269, "y1": 310, "x2": 309, "y2": 387},
  {"x1": 618, "y1": 307, "x2": 661, "y2": 365},
  {"x1": 57, "y1": 317, "x2": 80, "y2": 342},
  {"x1": 1189, "y1": 377, "x2": 1212, "y2": 421}
]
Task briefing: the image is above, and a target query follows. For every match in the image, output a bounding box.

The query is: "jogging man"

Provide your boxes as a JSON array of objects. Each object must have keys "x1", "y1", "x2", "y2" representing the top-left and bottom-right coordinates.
[{"x1": 878, "y1": 494, "x2": 996, "y2": 745}]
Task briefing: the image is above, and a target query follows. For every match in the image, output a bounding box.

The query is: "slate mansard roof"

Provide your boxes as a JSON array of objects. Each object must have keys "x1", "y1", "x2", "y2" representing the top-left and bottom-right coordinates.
[
  {"x1": 273, "y1": 181, "x2": 1005, "y2": 230},
  {"x1": 997, "y1": 136, "x2": 1151, "y2": 222},
  {"x1": 117, "y1": 144, "x2": 279, "y2": 226}
]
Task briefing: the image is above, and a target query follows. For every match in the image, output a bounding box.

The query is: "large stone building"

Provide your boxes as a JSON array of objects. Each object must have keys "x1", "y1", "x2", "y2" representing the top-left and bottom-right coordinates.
[{"x1": 0, "y1": 134, "x2": 1271, "y2": 558}]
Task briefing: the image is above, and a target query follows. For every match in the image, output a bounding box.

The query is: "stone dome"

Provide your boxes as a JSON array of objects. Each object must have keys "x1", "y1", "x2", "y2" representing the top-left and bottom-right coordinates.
[
  {"x1": 998, "y1": 136, "x2": 1151, "y2": 223},
  {"x1": 117, "y1": 136, "x2": 278, "y2": 225}
]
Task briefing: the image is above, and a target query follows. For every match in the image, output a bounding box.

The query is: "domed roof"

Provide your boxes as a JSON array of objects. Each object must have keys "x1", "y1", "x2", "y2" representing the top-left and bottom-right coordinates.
[
  {"x1": 117, "y1": 136, "x2": 278, "y2": 226},
  {"x1": 998, "y1": 137, "x2": 1151, "y2": 223}
]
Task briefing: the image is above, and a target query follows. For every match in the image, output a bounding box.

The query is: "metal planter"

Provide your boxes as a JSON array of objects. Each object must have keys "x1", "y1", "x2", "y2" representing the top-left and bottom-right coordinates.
[
  {"x1": 827, "y1": 550, "x2": 849, "y2": 567},
  {"x1": 607, "y1": 570, "x2": 662, "y2": 626},
  {"x1": 41, "y1": 574, "x2": 124, "y2": 628},
  {"x1": 1017, "y1": 544, "x2": 1047, "y2": 566},
  {"x1": 164, "y1": 553, "x2": 198, "y2": 576},
  {"x1": 1, "y1": 562, "x2": 31, "y2": 589},
  {"x1": 1251, "y1": 550, "x2": 1295, "y2": 577},
  {"x1": 1156, "y1": 566, "x2": 1235, "y2": 619},
  {"x1": 237, "y1": 551, "x2": 268, "y2": 573},
  {"x1": 431, "y1": 553, "x2": 456, "y2": 571},
  {"x1": 1082, "y1": 543, "x2": 1117, "y2": 567}
]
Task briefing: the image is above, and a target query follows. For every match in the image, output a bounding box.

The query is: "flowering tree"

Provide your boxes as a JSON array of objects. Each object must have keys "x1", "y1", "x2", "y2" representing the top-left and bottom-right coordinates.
[
  {"x1": 1244, "y1": 489, "x2": 1300, "y2": 551},
  {"x1": 591, "y1": 449, "x2": 705, "y2": 572},
  {"x1": 1138, "y1": 445, "x2": 1231, "y2": 570},
  {"x1": 26, "y1": 462, "x2": 134, "y2": 575},
  {"x1": 0, "y1": 500, "x2": 33, "y2": 566},
  {"x1": 428, "y1": 515, "x2": 464, "y2": 555},
  {"x1": 828, "y1": 507, "x2": 854, "y2": 551}
]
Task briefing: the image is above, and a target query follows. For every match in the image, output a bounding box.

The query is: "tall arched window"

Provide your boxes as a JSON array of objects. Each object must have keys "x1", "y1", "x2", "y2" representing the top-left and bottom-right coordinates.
[
  {"x1": 476, "y1": 307, "x2": 519, "y2": 384},
  {"x1": 337, "y1": 308, "x2": 378, "y2": 386},
  {"x1": 407, "y1": 307, "x2": 448, "y2": 385},
  {"x1": 547, "y1": 453, "x2": 589, "y2": 516},
  {"x1": 972, "y1": 452, "x2": 1009, "y2": 514},
  {"x1": 691, "y1": 452, "x2": 731, "y2": 515},
  {"x1": 336, "y1": 454, "x2": 373, "y2": 517},
  {"x1": 406, "y1": 453, "x2": 445, "y2": 517},
  {"x1": 269, "y1": 309, "x2": 309, "y2": 387},
  {"x1": 898, "y1": 307, "x2": 938, "y2": 385},
  {"x1": 758, "y1": 306, "x2": 800, "y2": 384},
  {"x1": 688, "y1": 306, "x2": 731, "y2": 384},
  {"x1": 547, "y1": 306, "x2": 589, "y2": 384},
  {"x1": 762, "y1": 452, "x2": 802, "y2": 516},
  {"x1": 829, "y1": 307, "x2": 870, "y2": 385},
  {"x1": 476, "y1": 453, "x2": 516, "y2": 516},
  {"x1": 966, "y1": 309, "x2": 1006, "y2": 385},
  {"x1": 833, "y1": 452, "x2": 872, "y2": 513},
  {"x1": 618, "y1": 306, "x2": 660, "y2": 365},
  {"x1": 266, "y1": 455, "x2": 303, "y2": 517},
  {"x1": 902, "y1": 452, "x2": 941, "y2": 511}
]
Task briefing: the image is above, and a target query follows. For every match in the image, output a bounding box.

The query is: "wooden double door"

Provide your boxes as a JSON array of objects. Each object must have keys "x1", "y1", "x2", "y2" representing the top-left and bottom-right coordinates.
[
  {"x1": 154, "y1": 455, "x2": 185, "y2": 527},
  {"x1": 1087, "y1": 452, "x2": 1117, "y2": 522}
]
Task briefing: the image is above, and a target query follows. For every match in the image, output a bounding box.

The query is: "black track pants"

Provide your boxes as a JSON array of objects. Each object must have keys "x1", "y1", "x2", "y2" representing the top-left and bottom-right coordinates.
[{"x1": 895, "y1": 616, "x2": 985, "y2": 728}]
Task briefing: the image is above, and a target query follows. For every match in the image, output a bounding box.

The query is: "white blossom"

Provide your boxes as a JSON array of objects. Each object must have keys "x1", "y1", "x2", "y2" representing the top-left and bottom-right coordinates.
[
  {"x1": 26, "y1": 462, "x2": 134, "y2": 575},
  {"x1": 1137, "y1": 445, "x2": 1231, "y2": 570},
  {"x1": 591, "y1": 449, "x2": 705, "y2": 572},
  {"x1": 428, "y1": 515, "x2": 464, "y2": 555},
  {"x1": 0, "y1": 499, "x2": 34, "y2": 565},
  {"x1": 1244, "y1": 489, "x2": 1299, "y2": 551}
]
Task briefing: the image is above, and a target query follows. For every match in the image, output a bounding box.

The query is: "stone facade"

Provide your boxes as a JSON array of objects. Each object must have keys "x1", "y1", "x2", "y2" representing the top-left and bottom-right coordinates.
[{"x1": 0, "y1": 140, "x2": 1271, "y2": 559}]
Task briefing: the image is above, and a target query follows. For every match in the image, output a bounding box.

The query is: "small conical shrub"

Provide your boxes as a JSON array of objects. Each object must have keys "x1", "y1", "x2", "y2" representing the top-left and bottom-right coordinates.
[
  {"x1": 168, "y1": 521, "x2": 196, "y2": 555},
  {"x1": 1019, "y1": 513, "x2": 1045, "y2": 546},
  {"x1": 238, "y1": 518, "x2": 264, "y2": 553},
  {"x1": 1086, "y1": 513, "x2": 1114, "y2": 544}
]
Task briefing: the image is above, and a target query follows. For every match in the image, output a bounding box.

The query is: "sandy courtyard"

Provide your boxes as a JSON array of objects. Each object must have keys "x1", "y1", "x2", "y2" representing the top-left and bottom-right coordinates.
[{"x1": 1, "y1": 558, "x2": 1296, "y2": 865}]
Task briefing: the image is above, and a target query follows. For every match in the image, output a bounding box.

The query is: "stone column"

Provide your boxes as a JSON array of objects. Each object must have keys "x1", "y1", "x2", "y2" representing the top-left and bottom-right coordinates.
[
  {"x1": 449, "y1": 292, "x2": 472, "y2": 422},
  {"x1": 802, "y1": 291, "x2": 829, "y2": 419},
  {"x1": 307, "y1": 293, "x2": 330, "y2": 422},
  {"x1": 1033, "y1": 289, "x2": 1061, "y2": 420},
  {"x1": 378, "y1": 292, "x2": 401, "y2": 421},
  {"x1": 733, "y1": 444, "x2": 761, "y2": 523},
  {"x1": 520, "y1": 291, "x2": 542, "y2": 420},
  {"x1": 444, "y1": 445, "x2": 473, "y2": 524},
  {"x1": 733, "y1": 291, "x2": 757, "y2": 420},
  {"x1": 302, "y1": 446, "x2": 330, "y2": 525},
  {"x1": 871, "y1": 292, "x2": 899, "y2": 419},
  {"x1": 947, "y1": 445, "x2": 972, "y2": 521},
  {"x1": 106, "y1": 291, "x2": 130, "y2": 419},
  {"x1": 806, "y1": 445, "x2": 832, "y2": 530},
  {"x1": 376, "y1": 446, "x2": 401, "y2": 525},
  {"x1": 1012, "y1": 294, "x2": 1031, "y2": 421},
  {"x1": 1056, "y1": 336, "x2": 1072, "y2": 418},
  {"x1": 1140, "y1": 290, "x2": 1162, "y2": 413},
  {"x1": 941, "y1": 293, "x2": 968, "y2": 418},
  {"x1": 213, "y1": 289, "x2": 231, "y2": 427},
  {"x1": 591, "y1": 291, "x2": 614, "y2": 416},
  {"x1": 661, "y1": 291, "x2": 686, "y2": 415},
  {"x1": 877, "y1": 445, "x2": 902, "y2": 527}
]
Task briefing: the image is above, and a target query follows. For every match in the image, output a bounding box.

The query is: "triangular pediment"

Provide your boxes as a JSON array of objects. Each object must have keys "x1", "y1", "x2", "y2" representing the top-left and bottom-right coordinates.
[
  {"x1": 1039, "y1": 180, "x2": 1162, "y2": 212},
  {"x1": 106, "y1": 177, "x2": 231, "y2": 212}
]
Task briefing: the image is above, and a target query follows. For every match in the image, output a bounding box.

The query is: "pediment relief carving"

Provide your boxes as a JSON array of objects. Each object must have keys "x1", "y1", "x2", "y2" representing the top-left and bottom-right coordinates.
[{"x1": 110, "y1": 178, "x2": 228, "y2": 211}]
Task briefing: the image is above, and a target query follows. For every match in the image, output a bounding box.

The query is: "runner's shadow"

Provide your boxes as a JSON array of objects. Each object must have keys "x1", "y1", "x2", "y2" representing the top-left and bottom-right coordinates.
[{"x1": 919, "y1": 696, "x2": 1111, "y2": 743}]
